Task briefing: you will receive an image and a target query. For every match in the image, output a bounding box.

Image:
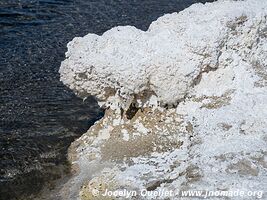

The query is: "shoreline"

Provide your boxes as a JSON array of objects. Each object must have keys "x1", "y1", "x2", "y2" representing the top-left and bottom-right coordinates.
[
  {"x1": 1, "y1": 0, "x2": 220, "y2": 199},
  {"x1": 58, "y1": 0, "x2": 267, "y2": 199}
]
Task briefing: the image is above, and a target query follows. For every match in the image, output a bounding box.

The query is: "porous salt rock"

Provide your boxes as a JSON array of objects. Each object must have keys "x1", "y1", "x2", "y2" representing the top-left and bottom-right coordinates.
[
  {"x1": 59, "y1": 0, "x2": 267, "y2": 199},
  {"x1": 59, "y1": 0, "x2": 266, "y2": 110}
]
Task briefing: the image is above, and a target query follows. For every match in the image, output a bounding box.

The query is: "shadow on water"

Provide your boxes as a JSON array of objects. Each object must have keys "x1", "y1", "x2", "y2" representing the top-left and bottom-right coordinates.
[{"x1": 0, "y1": 0, "x2": 215, "y2": 199}]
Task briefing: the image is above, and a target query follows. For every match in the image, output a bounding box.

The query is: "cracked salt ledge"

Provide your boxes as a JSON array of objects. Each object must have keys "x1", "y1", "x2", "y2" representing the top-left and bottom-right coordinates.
[{"x1": 59, "y1": 0, "x2": 267, "y2": 199}]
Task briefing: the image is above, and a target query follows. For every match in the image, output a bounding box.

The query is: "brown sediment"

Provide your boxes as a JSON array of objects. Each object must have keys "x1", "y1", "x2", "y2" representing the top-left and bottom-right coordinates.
[{"x1": 191, "y1": 90, "x2": 234, "y2": 109}]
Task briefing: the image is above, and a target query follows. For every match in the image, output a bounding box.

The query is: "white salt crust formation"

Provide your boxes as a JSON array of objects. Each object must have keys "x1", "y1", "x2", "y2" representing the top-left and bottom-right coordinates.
[
  {"x1": 58, "y1": 0, "x2": 267, "y2": 199},
  {"x1": 59, "y1": 0, "x2": 267, "y2": 109}
]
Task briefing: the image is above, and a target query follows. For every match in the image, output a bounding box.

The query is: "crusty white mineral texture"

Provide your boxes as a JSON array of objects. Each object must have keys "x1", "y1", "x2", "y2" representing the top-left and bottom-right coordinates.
[
  {"x1": 59, "y1": 0, "x2": 267, "y2": 199},
  {"x1": 59, "y1": 0, "x2": 266, "y2": 109}
]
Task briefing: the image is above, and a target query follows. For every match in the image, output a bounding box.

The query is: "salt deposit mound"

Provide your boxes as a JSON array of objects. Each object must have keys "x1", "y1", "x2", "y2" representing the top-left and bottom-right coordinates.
[
  {"x1": 59, "y1": 0, "x2": 265, "y2": 109},
  {"x1": 59, "y1": 0, "x2": 267, "y2": 199}
]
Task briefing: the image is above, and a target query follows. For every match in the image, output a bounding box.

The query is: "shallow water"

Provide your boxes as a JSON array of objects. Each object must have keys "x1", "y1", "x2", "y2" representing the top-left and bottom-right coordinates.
[{"x1": 0, "y1": 0, "x2": 215, "y2": 199}]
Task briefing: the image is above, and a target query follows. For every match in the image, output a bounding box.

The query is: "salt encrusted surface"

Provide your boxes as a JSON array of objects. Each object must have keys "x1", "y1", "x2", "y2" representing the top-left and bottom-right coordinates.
[
  {"x1": 59, "y1": 0, "x2": 267, "y2": 199},
  {"x1": 60, "y1": 0, "x2": 266, "y2": 109}
]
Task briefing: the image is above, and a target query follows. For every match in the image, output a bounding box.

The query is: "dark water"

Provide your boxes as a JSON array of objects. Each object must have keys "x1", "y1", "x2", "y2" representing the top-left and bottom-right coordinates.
[{"x1": 0, "y1": 0, "x2": 215, "y2": 199}]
